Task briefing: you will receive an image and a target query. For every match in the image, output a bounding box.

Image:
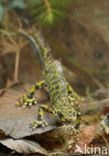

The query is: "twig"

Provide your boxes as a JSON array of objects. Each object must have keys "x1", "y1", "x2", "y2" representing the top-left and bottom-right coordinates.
[
  {"x1": 14, "y1": 49, "x2": 20, "y2": 82},
  {"x1": 43, "y1": 0, "x2": 52, "y2": 14}
]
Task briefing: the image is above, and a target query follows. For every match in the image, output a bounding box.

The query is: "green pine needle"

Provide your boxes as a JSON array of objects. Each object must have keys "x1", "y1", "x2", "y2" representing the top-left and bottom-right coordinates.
[{"x1": 27, "y1": 0, "x2": 71, "y2": 26}]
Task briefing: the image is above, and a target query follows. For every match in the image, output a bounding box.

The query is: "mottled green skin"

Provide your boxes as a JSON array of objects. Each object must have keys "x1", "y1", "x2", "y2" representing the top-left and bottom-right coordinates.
[{"x1": 18, "y1": 30, "x2": 82, "y2": 128}]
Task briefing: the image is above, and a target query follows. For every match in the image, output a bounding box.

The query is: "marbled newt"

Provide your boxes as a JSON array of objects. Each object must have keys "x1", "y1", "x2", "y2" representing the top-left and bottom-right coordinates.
[{"x1": 17, "y1": 29, "x2": 83, "y2": 129}]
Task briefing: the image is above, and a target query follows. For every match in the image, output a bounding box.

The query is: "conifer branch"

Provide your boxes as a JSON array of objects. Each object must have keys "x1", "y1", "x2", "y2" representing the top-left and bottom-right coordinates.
[{"x1": 43, "y1": 0, "x2": 52, "y2": 14}]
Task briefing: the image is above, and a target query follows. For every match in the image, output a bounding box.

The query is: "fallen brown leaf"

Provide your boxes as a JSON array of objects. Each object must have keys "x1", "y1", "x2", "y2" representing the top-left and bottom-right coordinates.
[
  {"x1": 0, "y1": 138, "x2": 49, "y2": 155},
  {"x1": 0, "y1": 83, "x2": 56, "y2": 139},
  {"x1": 73, "y1": 124, "x2": 98, "y2": 154}
]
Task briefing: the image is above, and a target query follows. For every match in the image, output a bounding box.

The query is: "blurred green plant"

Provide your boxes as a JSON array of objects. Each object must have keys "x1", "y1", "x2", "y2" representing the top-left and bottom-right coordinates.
[
  {"x1": 27, "y1": 0, "x2": 72, "y2": 25},
  {"x1": 0, "y1": 0, "x2": 26, "y2": 26},
  {"x1": 0, "y1": 2, "x2": 4, "y2": 23},
  {"x1": 0, "y1": 0, "x2": 71, "y2": 26},
  {"x1": 0, "y1": 0, "x2": 26, "y2": 10}
]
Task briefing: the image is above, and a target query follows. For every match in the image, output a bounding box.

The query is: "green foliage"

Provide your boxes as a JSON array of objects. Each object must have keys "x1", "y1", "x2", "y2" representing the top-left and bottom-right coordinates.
[
  {"x1": 0, "y1": 0, "x2": 26, "y2": 24},
  {"x1": 0, "y1": 0, "x2": 72, "y2": 26},
  {"x1": 27, "y1": 0, "x2": 72, "y2": 26},
  {"x1": 0, "y1": 3, "x2": 4, "y2": 23},
  {"x1": 8, "y1": 0, "x2": 26, "y2": 9}
]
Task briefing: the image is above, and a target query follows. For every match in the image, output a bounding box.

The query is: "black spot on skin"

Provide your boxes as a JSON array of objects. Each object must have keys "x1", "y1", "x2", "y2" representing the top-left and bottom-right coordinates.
[{"x1": 27, "y1": 93, "x2": 33, "y2": 98}]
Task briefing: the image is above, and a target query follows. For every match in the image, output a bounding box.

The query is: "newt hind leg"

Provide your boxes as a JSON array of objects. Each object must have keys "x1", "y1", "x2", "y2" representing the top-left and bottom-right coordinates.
[
  {"x1": 31, "y1": 105, "x2": 53, "y2": 129},
  {"x1": 17, "y1": 80, "x2": 46, "y2": 107}
]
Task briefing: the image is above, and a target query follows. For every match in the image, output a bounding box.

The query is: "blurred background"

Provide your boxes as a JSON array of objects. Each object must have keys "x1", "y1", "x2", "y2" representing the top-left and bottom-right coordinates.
[{"x1": 0, "y1": 0, "x2": 109, "y2": 96}]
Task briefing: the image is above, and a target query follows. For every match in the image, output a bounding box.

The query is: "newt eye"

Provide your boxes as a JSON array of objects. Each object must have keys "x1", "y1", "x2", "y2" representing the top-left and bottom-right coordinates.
[
  {"x1": 57, "y1": 112, "x2": 63, "y2": 118},
  {"x1": 27, "y1": 93, "x2": 33, "y2": 98}
]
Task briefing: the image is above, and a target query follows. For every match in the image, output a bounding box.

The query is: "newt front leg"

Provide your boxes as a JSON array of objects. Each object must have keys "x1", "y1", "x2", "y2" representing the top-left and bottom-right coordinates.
[{"x1": 17, "y1": 80, "x2": 46, "y2": 107}]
